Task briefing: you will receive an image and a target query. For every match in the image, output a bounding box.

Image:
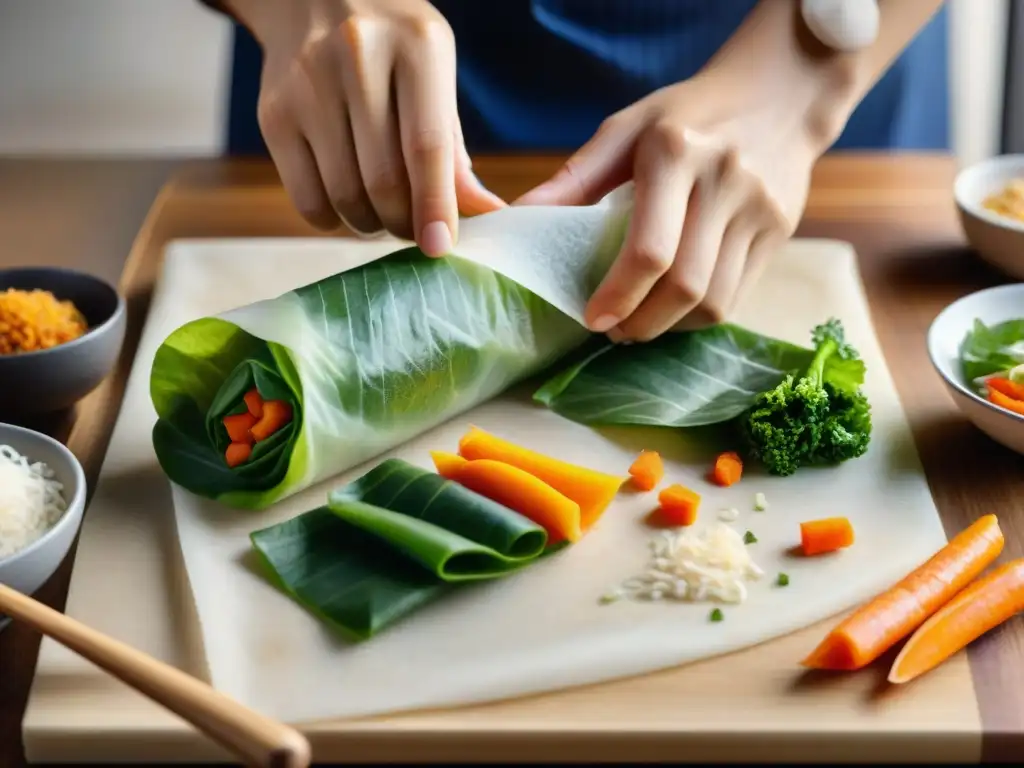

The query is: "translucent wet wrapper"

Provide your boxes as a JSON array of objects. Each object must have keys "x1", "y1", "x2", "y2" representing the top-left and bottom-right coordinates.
[{"x1": 149, "y1": 189, "x2": 633, "y2": 509}]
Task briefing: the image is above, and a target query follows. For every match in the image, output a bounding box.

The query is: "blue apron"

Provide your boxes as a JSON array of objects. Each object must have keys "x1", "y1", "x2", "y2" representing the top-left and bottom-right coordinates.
[{"x1": 226, "y1": 0, "x2": 948, "y2": 154}]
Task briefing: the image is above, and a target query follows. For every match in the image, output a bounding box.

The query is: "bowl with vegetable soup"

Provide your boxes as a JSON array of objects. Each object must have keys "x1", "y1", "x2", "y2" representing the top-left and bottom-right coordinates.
[
  {"x1": 927, "y1": 284, "x2": 1024, "y2": 456},
  {"x1": 0, "y1": 423, "x2": 87, "y2": 631}
]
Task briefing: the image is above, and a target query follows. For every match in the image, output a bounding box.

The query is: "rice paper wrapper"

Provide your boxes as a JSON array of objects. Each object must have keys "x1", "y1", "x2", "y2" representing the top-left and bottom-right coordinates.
[
  {"x1": 149, "y1": 186, "x2": 634, "y2": 509},
  {"x1": 144, "y1": 233, "x2": 949, "y2": 726}
]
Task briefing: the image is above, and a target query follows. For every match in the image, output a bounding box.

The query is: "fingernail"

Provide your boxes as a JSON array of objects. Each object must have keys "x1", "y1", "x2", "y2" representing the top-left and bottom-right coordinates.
[
  {"x1": 590, "y1": 314, "x2": 620, "y2": 333},
  {"x1": 607, "y1": 327, "x2": 629, "y2": 344},
  {"x1": 420, "y1": 221, "x2": 453, "y2": 257}
]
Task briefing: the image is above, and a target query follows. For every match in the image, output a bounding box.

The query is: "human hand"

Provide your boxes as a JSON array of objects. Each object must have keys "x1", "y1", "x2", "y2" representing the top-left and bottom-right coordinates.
[
  {"x1": 516, "y1": 74, "x2": 820, "y2": 341},
  {"x1": 228, "y1": 0, "x2": 506, "y2": 255}
]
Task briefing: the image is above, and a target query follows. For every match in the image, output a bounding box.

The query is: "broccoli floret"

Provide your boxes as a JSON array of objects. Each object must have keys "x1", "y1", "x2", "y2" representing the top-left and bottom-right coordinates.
[
  {"x1": 812, "y1": 385, "x2": 872, "y2": 465},
  {"x1": 811, "y1": 317, "x2": 859, "y2": 361},
  {"x1": 736, "y1": 318, "x2": 872, "y2": 476}
]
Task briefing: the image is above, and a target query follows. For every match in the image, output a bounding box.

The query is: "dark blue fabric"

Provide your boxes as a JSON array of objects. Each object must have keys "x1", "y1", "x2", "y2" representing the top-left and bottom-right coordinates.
[{"x1": 226, "y1": 1, "x2": 949, "y2": 156}]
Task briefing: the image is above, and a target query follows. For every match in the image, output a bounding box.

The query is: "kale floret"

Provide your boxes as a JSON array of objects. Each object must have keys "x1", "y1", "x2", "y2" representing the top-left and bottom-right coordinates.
[{"x1": 737, "y1": 318, "x2": 872, "y2": 476}]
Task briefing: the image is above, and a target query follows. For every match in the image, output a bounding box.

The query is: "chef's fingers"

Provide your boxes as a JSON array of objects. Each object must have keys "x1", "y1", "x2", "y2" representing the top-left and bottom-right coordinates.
[
  {"x1": 619, "y1": 147, "x2": 751, "y2": 339},
  {"x1": 258, "y1": 93, "x2": 340, "y2": 232},
  {"x1": 513, "y1": 112, "x2": 642, "y2": 207},
  {"x1": 616, "y1": 177, "x2": 732, "y2": 341},
  {"x1": 673, "y1": 218, "x2": 756, "y2": 331},
  {"x1": 294, "y1": 54, "x2": 381, "y2": 236},
  {"x1": 727, "y1": 182, "x2": 790, "y2": 309},
  {"x1": 454, "y1": 117, "x2": 507, "y2": 217},
  {"x1": 583, "y1": 122, "x2": 694, "y2": 335},
  {"x1": 733, "y1": 229, "x2": 782, "y2": 310},
  {"x1": 394, "y1": 20, "x2": 462, "y2": 256},
  {"x1": 339, "y1": 21, "x2": 414, "y2": 241}
]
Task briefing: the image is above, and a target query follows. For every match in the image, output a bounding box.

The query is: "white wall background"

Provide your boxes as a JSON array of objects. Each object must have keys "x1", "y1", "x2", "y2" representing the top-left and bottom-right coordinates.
[
  {"x1": 0, "y1": 0, "x2": 1009, "y2": 165},
  {"x1": 948, "y1": 0, "x2": 1009, "y2": 167},
  {"x1": 0, "y1": 0, "x2": 231, "y2": 155}
]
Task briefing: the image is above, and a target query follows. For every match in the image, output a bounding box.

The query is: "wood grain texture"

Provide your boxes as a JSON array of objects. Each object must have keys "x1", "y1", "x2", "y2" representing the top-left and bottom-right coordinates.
[
  {"x1": 0, "y1": 585, "x2": 311, "y2": 768},
  {"x1": 1, "y1": 153, "x2": 1022, "y2": 765}
]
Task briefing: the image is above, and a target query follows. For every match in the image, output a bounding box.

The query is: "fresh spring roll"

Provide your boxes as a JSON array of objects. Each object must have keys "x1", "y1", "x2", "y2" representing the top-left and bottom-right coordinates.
[{"x1": 149, "y1": 197, "x2": 629, "y2": 509}]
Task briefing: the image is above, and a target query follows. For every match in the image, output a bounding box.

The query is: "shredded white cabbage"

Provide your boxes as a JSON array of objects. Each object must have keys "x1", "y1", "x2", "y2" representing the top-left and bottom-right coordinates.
[
  {"x1": 0, "y1": 445, "x2": 67, "y2": 560},
  {"x1": 608, "y1": 523, "x2": 764, "y2": 605}
]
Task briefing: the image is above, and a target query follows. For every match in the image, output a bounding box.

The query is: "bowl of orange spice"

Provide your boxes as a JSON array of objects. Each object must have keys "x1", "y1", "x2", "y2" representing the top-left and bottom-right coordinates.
[{"x1": 0, "y1": 267, "x2": 125, "y2": 414}]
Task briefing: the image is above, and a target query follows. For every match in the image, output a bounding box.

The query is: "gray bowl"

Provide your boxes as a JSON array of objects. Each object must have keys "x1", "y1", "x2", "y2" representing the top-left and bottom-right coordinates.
[
  {"x1": 0, "y1": 422, "x2": 88, "y2": 632},
  {"x1": 0, "y1": 267, "x2": 126, "y2": 414}
]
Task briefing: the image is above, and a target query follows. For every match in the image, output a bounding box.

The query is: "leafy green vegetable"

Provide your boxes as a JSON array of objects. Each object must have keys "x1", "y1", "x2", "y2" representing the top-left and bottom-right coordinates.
[
  {"x1": 250, "y1": 459, "x2": 549, "y2": 640},
  {"x1": 959, "y1": 318, "x2": 1024, "y2": 383},
  {"x1": 743, "y1": 530, "x2": 757, "y2": 544},
  {"x1": 534, "y1": 324, "x2": 817, "y2": 427},
  {"x1": 533, "y1": 319, "x2": 872, "y2": 476},
  {"x1": 151, "y1": 247, "x2": 597, "y2": 509},
  {"x1": 738, "y1": 319, "x2": 871, "y2": 476},
  {"x1": 151, "y1": 333, "x2": 301, "y2": 501}
]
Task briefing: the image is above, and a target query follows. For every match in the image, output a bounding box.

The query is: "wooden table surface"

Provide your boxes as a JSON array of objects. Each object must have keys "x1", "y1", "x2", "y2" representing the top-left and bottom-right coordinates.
[{"x1": 0, "y1": 153, "x2": 1021, "y2": 765}]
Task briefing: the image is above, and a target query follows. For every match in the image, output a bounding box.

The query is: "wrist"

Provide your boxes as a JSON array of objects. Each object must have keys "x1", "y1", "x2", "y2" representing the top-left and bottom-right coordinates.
[{"x1": 700, "y1": 0, "x2": 863, "y2": 157}]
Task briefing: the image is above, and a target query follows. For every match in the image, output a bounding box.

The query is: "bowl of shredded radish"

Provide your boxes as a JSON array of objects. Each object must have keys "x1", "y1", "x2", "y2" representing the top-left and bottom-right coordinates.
[{"x1": 0, "y1": 422, "x2": 86, "y2": 629}]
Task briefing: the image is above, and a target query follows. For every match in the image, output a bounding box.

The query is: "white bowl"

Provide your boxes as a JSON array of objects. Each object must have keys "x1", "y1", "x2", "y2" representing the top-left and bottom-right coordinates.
[
  {"x1": 954, "y1": 154, "x2": 1024, "y2": 280},
  {"x1": 927, "y1": 284, "x2": 1024, "y2": 456},
  {"x1": 0, "y1": 423, "x2": 87, "y2": 631}
]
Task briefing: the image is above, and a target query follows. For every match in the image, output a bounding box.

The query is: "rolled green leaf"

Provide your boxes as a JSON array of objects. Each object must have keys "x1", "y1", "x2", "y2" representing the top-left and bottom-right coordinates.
[
  {"x1": 249, "y1": 458, "x2": 549, "y2": 639},
  {"x1": 534, "y1": 324, "x2": 819, "y2": 427},
  {"x1": 150, "y1": 243, "x2": 622, "y2": 509}
]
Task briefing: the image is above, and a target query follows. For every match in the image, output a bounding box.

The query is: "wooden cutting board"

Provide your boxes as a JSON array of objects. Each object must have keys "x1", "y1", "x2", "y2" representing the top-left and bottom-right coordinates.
[{"x1": 19, "y1": 230, "x2": 981, "y2": 763}]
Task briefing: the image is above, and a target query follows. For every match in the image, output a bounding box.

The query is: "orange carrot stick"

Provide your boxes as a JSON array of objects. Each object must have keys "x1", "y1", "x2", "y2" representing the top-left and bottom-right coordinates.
[
  {"x1": 243, "y1": 387, "x2": 264, "y2": 418},
  {"x1": 799, "y1": 517, "x2": 855, "y2": 557},
  {"x1": 430, "y1": 450, "x2": 469, "y2": 478},
  {"x1": 711, "y1": 451, "x2": 743, "y2": 487},
  {"x1": 889, "y1": 558, "x2": 1024, "y2": 684},
  {"x1": 989, "y1": 388, "x2": 1024, "y2": 416},
  {"x1": 801, "y1": 514, "x2": 1004, "y2": 671},
  {"x1": 250, "y1": 400, "x2": 293, "y2": 442},
  {"x1": 656, "y1": 484, "x2": 700, "y2": 527},
  {"x1": 225, "y1": 442, "x2": 252, "y2": 468},
  {"x1": 986, "y1": 377, "x2": 1024, "y2": 402},
  {"x1": 457, "y1": 426, "x2": 623, "y2": 530},
  {"x1": 448, "y1": 458, "x2": 583, "y2": 544},
  {"x1": 223, "y1": 412, "x2": 258, "y2": 445},
  {"x1": 628, "y1": 450, "x2": 664, "y2": 492}
]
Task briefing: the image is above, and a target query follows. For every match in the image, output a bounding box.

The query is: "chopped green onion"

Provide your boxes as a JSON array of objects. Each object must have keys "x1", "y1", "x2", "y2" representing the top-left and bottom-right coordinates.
[
  {"x1": 753, "y1": 492, "x2": 768, "y2": 511},
  {"x1": 709, "y1": 608, "x2": 724, "y2": 622},
  {"x1": 743, "y1": 530, "x2": 758, "y2": 544},
  {"x1": 776, "y1": 572, "x2": 790, "y2": 587}
]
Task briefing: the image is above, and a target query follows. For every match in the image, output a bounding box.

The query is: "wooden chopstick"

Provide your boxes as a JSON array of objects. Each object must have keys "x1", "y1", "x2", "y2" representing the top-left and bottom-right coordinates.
[{"x1": 0, "y1": 583, "x2": 310, "y2": 768}]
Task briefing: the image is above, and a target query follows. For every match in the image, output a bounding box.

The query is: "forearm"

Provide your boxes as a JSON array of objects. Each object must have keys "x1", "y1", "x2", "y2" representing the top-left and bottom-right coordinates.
[{"x1": 702, "y1": 0, "x2": 945, "y2": 154}]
